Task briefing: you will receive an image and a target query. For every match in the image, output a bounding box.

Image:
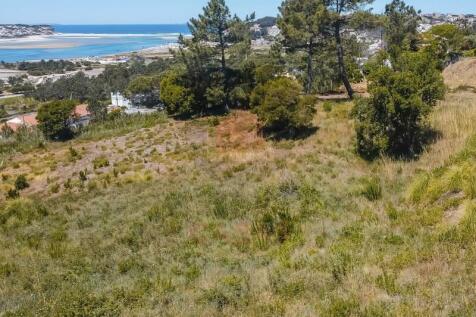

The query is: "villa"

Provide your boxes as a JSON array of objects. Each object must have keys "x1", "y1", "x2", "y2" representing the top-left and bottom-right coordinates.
[
  {"x1": 109, "y1": 92, "x2": 157, "y2": 115},
  {"x1": 4, "y1": 113, "x2": 38, "y2": 132},
  {"x1": 2, "y1": 104, "x2": 91, "y2": 133}
]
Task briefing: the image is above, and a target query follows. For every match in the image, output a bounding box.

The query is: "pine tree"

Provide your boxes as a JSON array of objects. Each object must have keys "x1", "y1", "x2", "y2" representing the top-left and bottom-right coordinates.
[
  {"x1": 384, "y1": 0, "x2": 420, "y2": 61},
  {"x1": 188, "y1": 0, "x2": 253, "y2": 110},
  {"x1": 278, "y1": 0, "x2": 331, "y2": 94},
  {"x1": 326, "y1": 0, "x2": 373, "y2": 99}
]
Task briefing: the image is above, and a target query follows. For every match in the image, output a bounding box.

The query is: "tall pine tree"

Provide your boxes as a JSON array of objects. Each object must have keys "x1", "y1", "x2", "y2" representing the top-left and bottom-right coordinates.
[
  {"x1": 384, "y1": 0, "x2": 420, "y2": 61},
  {"x1": 326, "y1": 0, "x2": 373, "y2": 99},
  {"x1": 278, "y1": 0, "x2": 331, "y2": 94},
  {"x1": 188, "y1": 0, "x2": 254, "y2": 110}
]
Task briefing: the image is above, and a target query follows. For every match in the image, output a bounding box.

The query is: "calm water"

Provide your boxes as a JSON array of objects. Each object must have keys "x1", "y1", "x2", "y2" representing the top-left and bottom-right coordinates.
[{"x1": 0, "y1": 24, "x2": 190, "y2": 62}]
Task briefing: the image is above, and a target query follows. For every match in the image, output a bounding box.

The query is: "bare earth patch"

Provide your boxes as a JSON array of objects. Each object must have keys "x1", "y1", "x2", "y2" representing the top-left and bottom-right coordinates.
[{"x1": 215, "y1": 110, "x2": 265, "y2": 151}]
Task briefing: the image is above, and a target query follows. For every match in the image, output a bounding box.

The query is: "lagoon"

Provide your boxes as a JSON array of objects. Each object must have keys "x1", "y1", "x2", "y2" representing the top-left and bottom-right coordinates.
[{"x1": 0, "y1": 24, "x2": 189, "y2": 62}]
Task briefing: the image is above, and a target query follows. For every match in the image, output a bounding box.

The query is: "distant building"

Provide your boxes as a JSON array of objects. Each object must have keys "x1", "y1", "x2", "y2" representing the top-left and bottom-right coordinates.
[
  {"x1": 70, "y1": 104, "x2": 91, "y2": 129},
  {"x1": 2, "y1": 104, "x2": 91, "y2": 133},
  {"x1": 111, "y1": 92, "x2": 132, "y2": 109},
  {"x1": 109, "y1": 92, "x2": 157, "y2": 115},
  {"x1": 4, "y1": 113, "x2": 38, "y2": 132}
]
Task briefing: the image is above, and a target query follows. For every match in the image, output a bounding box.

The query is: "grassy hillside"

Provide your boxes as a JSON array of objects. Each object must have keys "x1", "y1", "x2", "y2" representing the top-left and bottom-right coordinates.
[
  {"x1": 1, "y1": 61, "x2": 476, "y2": 316},
  {"x1": 443, "y1": 57, "x2": 476, "y2": 91}
]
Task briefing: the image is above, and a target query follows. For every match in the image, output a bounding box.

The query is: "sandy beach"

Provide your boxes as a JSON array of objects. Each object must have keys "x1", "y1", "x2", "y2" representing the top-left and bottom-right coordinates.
[{"x1": 0, "y1": 35, "x2": 79, "y2": 49}]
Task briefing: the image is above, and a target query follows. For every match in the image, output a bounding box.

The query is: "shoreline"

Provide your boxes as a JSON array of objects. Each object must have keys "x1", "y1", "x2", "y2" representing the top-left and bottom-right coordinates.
[
  {"x1": 0, "y1": 33, "x2": 271, "y2": 64},
  {"x1": 0, "y1": 33, "x2": 183, "y2": 62}
]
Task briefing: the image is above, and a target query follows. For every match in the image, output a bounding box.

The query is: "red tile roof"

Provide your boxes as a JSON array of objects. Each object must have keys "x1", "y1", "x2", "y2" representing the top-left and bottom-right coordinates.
[
  {"x1": 3, "y1": 104, "x2": 90, "y2": 134},
  {"x1": 73, "y1": 104, "x2": 90, "y2": 118},
  {"x1": 5, "y1": 113, "x2": 38, "y2": 132}
]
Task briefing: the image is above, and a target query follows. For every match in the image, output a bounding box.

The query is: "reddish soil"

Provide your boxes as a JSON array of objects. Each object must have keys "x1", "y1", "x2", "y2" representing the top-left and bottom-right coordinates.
[{"x1": 215, "y1": 111, "x2": 265, "y2": 151}]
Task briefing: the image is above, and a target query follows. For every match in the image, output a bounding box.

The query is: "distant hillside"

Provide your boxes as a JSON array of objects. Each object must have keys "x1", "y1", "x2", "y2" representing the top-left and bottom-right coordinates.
[
  {"x1": 0, "y1": 24, "x2": 54, "y2": 38},
  {"x1": 256, "y1": 16, "x2": 277, "y2": 28}
]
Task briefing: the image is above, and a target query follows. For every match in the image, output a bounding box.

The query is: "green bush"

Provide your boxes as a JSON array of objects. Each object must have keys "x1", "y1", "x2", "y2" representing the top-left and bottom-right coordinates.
[
  {"x1": 323, "y1": 101, "x2": 333, "y2": 113},
  {"x1": 37, "y1": 100, "x2": 77, "y2": 140},
  {"x1": 354, "y1": 51, "x2": 445, "y2": 160},
  {"x1": 160, "y1": 69, "x2": 194, "y2": 117},
  {"x1": 14, "y1": 174, "x2": 29, "y2": 191},
  {"x1": 68, "y1": 146, "x2": 81, "y2": 161},
  {"x1": 252, "y1": 77, "x2": 316, "y2": 137},
  {"x1": 6, "y1": 188, "x2": 19, "y2": 200},
  {"x1": 93, "y1": 156, "x2": 110, "y2": 169}
]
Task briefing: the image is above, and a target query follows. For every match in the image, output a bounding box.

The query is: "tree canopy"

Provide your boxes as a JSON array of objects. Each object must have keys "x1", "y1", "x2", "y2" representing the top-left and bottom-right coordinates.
[{"x1": 37, "y1": 100, "x2": 77, "y2": 140}]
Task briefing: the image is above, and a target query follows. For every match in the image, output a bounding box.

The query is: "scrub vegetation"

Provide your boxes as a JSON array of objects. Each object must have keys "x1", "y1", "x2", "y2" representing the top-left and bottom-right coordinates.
[{"x1": 2, "y1": 0, "x2": 476, "y2": 315}]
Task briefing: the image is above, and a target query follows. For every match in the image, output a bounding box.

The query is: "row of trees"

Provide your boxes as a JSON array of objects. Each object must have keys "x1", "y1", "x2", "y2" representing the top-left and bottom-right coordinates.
[{"x1": 21, "y1": 0, "x2": 473, "y2": 158}]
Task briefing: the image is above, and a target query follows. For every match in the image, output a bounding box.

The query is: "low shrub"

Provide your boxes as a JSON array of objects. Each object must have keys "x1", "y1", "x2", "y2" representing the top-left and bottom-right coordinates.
[
  {"x1": 14, "y1": 174, "x2": 30, "y2": 191},
  {"x1": 323, "y1": 101, "x2": 333, "y2": 113},
  {"x1": 252, "y1": 77, "x2": 316, "y2": 138},
  {"x1": 93, "y1": 156, "x2": 110, "y2": 169}
]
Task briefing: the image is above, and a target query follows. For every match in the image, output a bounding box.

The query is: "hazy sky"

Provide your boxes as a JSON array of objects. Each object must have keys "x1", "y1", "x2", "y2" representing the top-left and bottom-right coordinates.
[{"x1": 0, "y1": 0, "x2": 474, "y2": 24}]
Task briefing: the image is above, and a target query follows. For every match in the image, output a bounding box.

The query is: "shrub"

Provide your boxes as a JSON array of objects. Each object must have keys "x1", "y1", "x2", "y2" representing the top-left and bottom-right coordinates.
[
  {"x1": 6, "y1": 188, "x2": 19, "y2": 200},
  {"x1": 323, "y1": 101, "x2": 333, "y2": 113},
  {"x1": 251, "y1": 197, "x2": 297, "y2": 248},
  {"x1": 93, "y1": 156, "x2": 110, "y2": 169},
  {"x1": 79, "y1": 170, "x2": 88, "y2": 182},
  {"x1": 160, "y1": 69, "x2": 194, "y2": 117},
  {"x1": 252, "y1": 77, "x2": 316, "y2": 137},
  {"x1": 14, "y1": 174, "x2": 29, "y2": 191},
  {"x1": 208, "y1": 116, "x2": 220, "y2": 127},
  {"x1": 354, "y1": 51, "x2": 445, "y2": 160},
  {"x1": 68, "y1": 146, "x2": 81, "y2": 161}
]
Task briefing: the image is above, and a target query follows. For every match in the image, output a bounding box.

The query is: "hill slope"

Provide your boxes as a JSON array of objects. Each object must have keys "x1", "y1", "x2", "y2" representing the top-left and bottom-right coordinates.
[
  {"x1": 1, "y1": 60, "x2": 476, "y2": 316},
  {"x1": 443, "y1": 57, "x2": 476, "y2": 90}
]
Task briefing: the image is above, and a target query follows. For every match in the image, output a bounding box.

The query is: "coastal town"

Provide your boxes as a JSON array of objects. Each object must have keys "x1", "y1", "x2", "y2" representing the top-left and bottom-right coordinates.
[{"x1": 0, "y1": 24, "x2": 54, "y2": 38}]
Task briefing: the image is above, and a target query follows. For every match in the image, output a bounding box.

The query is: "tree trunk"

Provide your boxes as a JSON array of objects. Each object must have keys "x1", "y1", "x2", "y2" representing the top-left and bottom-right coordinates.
[
  {"x1": 334, "y1": 22, "x2": 354, "y2": 99},
  {"x1": 306, "y1": 40, "x2": 314, "y2": 94},
  {"x1": 219, "y1": 32, "x2": 229, "y2": 112}
]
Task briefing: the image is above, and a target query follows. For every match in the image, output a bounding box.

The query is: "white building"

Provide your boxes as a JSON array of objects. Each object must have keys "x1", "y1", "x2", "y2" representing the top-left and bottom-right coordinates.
[
  {"x1": 111, "y1": 92, "x2": 132, "y2": 109},
  {"x1": 109, "y1": 92, "x2": 156, "y2": 115}
]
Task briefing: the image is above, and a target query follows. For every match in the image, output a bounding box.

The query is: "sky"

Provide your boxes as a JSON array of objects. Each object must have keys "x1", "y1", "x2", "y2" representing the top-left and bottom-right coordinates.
[{"x1": 0, "y1": 0, "x2": 474, "y2": 25}]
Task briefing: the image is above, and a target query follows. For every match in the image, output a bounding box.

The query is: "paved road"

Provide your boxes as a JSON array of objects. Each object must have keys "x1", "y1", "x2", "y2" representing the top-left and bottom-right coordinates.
[{"x1": 0, "y1": 94, "x2": 24, "y2": 100}]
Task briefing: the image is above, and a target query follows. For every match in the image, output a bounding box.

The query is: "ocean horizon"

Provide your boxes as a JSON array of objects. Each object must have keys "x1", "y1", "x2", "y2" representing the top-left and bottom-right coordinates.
[{"x1": 0, "y1": 24, "x2": 190, "y2": 63}]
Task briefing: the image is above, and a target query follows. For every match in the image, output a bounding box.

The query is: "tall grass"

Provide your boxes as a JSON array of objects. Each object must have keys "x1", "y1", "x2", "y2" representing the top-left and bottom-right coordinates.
[
  {"x1": 2, "y1": 90, "x2": 476, "y2": 315},
  {"x1": 79, "y1": 112, "x2": 168, "y2": 141},
  {"x1": 0, "y1": 127, "x2": 45, "y2": 168}
]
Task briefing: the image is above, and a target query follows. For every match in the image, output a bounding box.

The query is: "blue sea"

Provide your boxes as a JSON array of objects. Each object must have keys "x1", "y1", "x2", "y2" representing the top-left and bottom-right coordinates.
[{"x1": 0, "y1": 24, "x2": 190, "y2": 62}]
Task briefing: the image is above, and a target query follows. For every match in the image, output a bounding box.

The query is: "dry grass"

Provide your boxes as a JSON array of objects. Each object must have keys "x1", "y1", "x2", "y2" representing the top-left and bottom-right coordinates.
[
  {"x1": 443, "y1": 57, "x2": 476, "y2": 90},
  {"x1": 215, "y1": 110, "x2": 266, "y2": 151},
  {"x1": 1, "y1": 60, "x2": 476, "y2": 316},
  {"x1": 379, "y1": 90, "x2": 476, "y2": 184}
]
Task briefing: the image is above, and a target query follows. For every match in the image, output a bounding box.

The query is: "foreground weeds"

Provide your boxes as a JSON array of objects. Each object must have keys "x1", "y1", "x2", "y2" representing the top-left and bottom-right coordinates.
[{"x1": 1, "y1": 92, "x2": 476, "y2": 315}]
